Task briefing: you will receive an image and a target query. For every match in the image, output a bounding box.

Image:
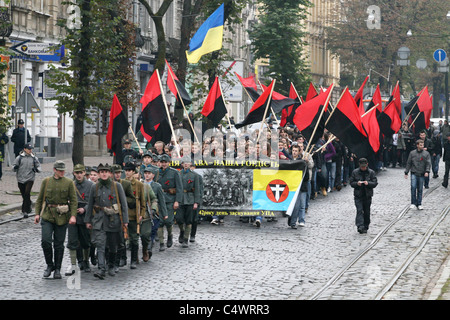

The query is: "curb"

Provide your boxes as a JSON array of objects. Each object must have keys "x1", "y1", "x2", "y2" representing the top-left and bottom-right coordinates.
[{"x1": 428, "y1": 254, "x2": 450, "y2": 300}]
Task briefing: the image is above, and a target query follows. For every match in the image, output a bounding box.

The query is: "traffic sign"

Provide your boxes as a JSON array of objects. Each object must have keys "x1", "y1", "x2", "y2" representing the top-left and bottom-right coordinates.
[
  {"x1": 434, "y1": 49, "x2": 447, "y2": 63},
  {"x1": 15, "y1": 87, "x2": 41, "y2": 113}
]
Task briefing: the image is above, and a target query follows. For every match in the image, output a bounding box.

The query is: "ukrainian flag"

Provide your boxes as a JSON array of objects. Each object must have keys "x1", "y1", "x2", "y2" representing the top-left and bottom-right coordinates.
[
  {"x1": 186, "y1": 4, "x2": 224, "y2": 64},
  {"x1": 252, "y1": 169, "x2": 303, "y2": 211}
]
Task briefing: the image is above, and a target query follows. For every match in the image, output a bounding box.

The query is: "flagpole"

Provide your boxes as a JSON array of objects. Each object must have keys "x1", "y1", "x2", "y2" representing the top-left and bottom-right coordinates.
[
  {"x1": 258, "y1": 80, "x2": 279, "y2": 126},
  {"x1": 324, "y1": 86, "x2": 347, "y2": 127},
  {"x1": 291, "y1": 82, "x2": 303, "y2": 105},
  {"x1": 156, "y1": 69, "x2": 181, "y2": 158},
  {"x1": 257, "y1": 80, "x2": 276, "y2": 144},
  {"x1": 128, "y1": 125, "x2": 143, "y2": 154},
  {"x1": 217, "y1": 77, "x2": 233, "y2": 129},
  {"x1": 305, "y1": 83, "x2": 335, "y2": 154},
  {"x1": 405, "y1": 86, "x2": 427, "y2": 123},
  {"x1": 361, "y1": 103, "x2": 379, "y2": 118},
  {"x1": 410, "y1": 111, "x2": 422, "y2": 127},
  {"x1": 166, "y1": 65, "x2": 200, "y2": 145}
]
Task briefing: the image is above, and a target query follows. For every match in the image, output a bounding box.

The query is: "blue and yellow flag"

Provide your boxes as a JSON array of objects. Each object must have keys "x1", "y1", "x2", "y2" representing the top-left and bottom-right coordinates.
[
  {"x1": 252, "y1": 169, "x2": 303, "y2": 211},
  {"x1": 186, "y1": 4, "x2": 224, "y2": 64}
]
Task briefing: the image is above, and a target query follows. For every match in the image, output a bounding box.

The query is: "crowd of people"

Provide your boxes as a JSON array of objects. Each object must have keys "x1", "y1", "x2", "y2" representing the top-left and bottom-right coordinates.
[{"x1": 5, "y1": 116, "x2": 450, "y2": 279}]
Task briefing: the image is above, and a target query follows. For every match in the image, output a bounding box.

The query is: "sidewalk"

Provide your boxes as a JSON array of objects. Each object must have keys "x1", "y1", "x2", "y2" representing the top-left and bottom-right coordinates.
[{"x1": 0, "y1": 155, "x2": 114, "y2": 214}]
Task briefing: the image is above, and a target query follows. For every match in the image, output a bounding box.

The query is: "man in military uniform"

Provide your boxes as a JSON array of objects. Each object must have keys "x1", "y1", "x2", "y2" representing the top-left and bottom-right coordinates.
[
  {"x1": 124, "y1": 162, "x2": 146, "y2": 269},
  {"x1": 189, "y1": 162, "x2": 203, "y2": 243},
  {"x1": 85, "y1": 163, "x2": 128, "y2": 280},
  {"x1": 34, "y1": 160, "x2": 78, "y2": 279},
  {"x1": 66, "y1": 164, "x2": 94, "y2": 276},
  {"x1": 140, "y1": 150, "x2": 159, "y2": 179},
  {"x1": 141, "y1": 167, "x2": 158, "y2": 261},
  {"x1": 111, "y1": 164, "x2": 135, "y2": 270},
  {"x1": 156, "y1": 154, "x2": 182, "y2": 250},
  {"x1": 143, "y1": 166, "x2": 168, "y2": 255},
  {"x1": 177, "y1": 160, "x2": 201, "y2": 247}
]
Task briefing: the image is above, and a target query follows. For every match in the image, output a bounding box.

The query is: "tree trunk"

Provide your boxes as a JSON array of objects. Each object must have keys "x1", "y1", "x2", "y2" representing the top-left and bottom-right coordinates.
[{"x1": 72, "y1": 0, "x2": 92, "y2": 166}]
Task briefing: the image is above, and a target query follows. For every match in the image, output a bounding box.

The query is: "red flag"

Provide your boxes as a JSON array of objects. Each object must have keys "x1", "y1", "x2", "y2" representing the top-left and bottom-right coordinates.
[
  {"x1": 235, "y1": 72, "x2": 259, "y2": 102},
  {"x1": 106, "y1": 94, "x2": 129, "y2": 158},
  {"x1": 293, "y1": 85, "x2": 332, "y2": 145},
  {"x1": 368, "y1": 84, "x2": 383, "y2": 114},
  {"x1": 305, "y1": 82, "x2": 318, "y2": 101},
  {"x1": 281, "y1": 83, "x2": 301, "y2": 127},
  {"x1": 201, "y1": 77, "x2": 228, "y2": 127},
  {"x1": 325, "y1": 88, "x2": 371, "y2": 158},
  {"x1": 259, "y1": 83, "x2": 296, "y2": 113},
  {"x1": 166, "y1": 60, "x2": 192, "y2": 108},
  {"x1": 235, "y1": 80, "x2": 275, "y2": 129},
  {"x1": 361, "y1": 107, "x2": 380, "y2": 153},
  {"x1": 417, "y1": 86, "x2": 432, "y2": 112},
  {"x1": 140, "y1": 71, "x2": 168, "y2": 138},
  {"x1": 390, "y1": 82, "x2": 402, "y2": 115},
  {"x1": 353, "y1": 75, "x2": 369, "y2": 107},
  {"x1": 378, "y1": 100, "x2": 402, "y2": 137}
]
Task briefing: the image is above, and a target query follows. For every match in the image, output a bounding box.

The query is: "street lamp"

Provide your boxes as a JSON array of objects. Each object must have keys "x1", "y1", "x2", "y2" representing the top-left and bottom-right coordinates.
[{"x1": 407, "y1": 29, "x2": 412, "y2": 37}]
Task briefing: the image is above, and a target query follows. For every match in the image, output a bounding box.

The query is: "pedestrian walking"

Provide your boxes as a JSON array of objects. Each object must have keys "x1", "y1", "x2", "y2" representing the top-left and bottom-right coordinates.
[
  {"x1": 123, "y1": 162, "x2": 146, "y2": 269},
  {"x1": 66, "y1": 164, "x2": 94, "y2": 276},
  {"x1": 142, "y1": 166, "x2": 168, "y2": 257},
  {"x1": 430, "y1": 130, "x2": 442, "y2": 179},
  {"x1": 13, "y1": 143, "x2": 41, "y2": 218},
  {"x1": 442, "y1": 133, "x2": 450, "y2": 188},
  {"x1": 349, "y1": 158, "x2": 378, "y2": 234},
  {"x1": 34, "y1": 160, "x2": 78, "y2": 279},
  {"x1": 156, "y1": 154, "x2": 182, "y2": 251},
  {"x1": 404, "y1": 139, "x2": 431, "y2": 210},
  {"x1": 10, "y1": 119, "x2": 31, "y2": 157},
  {"x1": 189, "y1": 162, "x2": 203, "y2": 242},
  {"x1": 177, "y1": 160, "x2": 201, "y2": 248},
  {"x1": 0, "y1": 126, "x2": 8, "y2": 181},
  {"x1": 85, "y1": 163, "x2": 128, "y2": 280}
]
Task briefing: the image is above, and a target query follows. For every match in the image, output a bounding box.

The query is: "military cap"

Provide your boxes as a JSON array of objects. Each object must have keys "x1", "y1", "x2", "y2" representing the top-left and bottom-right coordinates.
[
  {"x1": 143, "y1": 166, "x2": 158, "y2": 175},
  {"x1": 159, "y1": 154, "x2": 171, "y2": 162},
  {"x1": 53, "y1": 160, "x2": 66, "y2": 170},
  {"x1": 90, "y1": 166, "x2": 98, "y2": 173},
  {"x1": 123, "y1": 155, "x2": 135, "y2": 164},
  {"x1": 123, "y1": 162, "x2": 136, "y2": 171},
  {"x1": 111, "y1": 164, "x2": 123, "y2": 173},
  {"x1": 152, "y1": 154, "x2": 160, "y2": 161},
  {"x1": 123, "y1": 139, "x2": 131, "y2": 144},
  {"x1": 97, "y1": 163, "x2": 111, "y2": 171},
  {"x1": 143, "y1": 150, "x2": 153, "y2": 158},
  {"x1": 73, "y1": 164, "x2": 86, "y2": 172}
]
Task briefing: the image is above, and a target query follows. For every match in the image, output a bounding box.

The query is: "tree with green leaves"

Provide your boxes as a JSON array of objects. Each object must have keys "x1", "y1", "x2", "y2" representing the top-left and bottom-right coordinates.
[
  {"x1": 248, "y1": 0, "x2": 312, "y2": 96},
  {"x1": 45, "y1": 0, "x2": 137, "y2": 165}
]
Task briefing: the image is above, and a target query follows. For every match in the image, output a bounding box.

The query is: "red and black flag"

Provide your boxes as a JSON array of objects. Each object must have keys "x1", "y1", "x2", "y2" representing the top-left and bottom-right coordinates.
[
  {"x1": 260, "y1": 82, "x2": 297, "y2": 114},
  {"x1": 377, "y1": 100, "x2": 402, "y2": 137},
  {"x1": 361, "y1": 107, "x2": 380, "y2": 153},
  {"x1": 405, "y1": 86, "x2": 432, "y2": 117},
  {"x1": 106, "y1": 94, "x2": 129, "y2": 161},
  {"x1": 166, "y1": 60, "x2": 192, "y2": 109},
  {"x1": 235, "y1": 72, "x2": 260, "y2": 102},
  {"x1": 388, "y1": 81, "x2": 402, "y2": 116},
  {"x1": 293, "y1": 85, "x2": 333, "y2": 145},
  {"x1": 140, "y1": 70, "x2": 169, "y2": 139},
  {"x1": 367, "y1": 84, "x2": 383, "y2": 116},
  {"x1": 280, "y1": 83, "x2": 301, "y2": 127},
  {"x1": 201, "y1": 76, "x2": 228, "y2": 127},
  {"x1": 235, "y1": 80, "x2": 275, "y2": 129},
  {"x1": 353, "y1": 75, "x2": 369, "y2": 108},
  {"x1": 135, "y1": 114, "x2": 172, "y2": 145},
  {"x1": 325, "y1": 87, "x2": 371, "y2": 158},
  {"x1": 305, "y1": 82, "x2": 318, "y2": 101}
]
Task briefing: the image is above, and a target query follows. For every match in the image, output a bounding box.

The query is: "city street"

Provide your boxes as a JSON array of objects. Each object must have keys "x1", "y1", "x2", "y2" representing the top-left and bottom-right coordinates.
[{"x1": 1, "y1": 157, "x2": 450, "y2": 302}]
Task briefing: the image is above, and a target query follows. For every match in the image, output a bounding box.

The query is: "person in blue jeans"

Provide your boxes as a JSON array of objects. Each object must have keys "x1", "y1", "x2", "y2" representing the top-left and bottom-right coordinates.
[
  {"x1": 404, "y1": 139, "x2": 431, "y2": 210},
  {"x1": 290, "y1": 161, "x2": 310, "y2": 229}
]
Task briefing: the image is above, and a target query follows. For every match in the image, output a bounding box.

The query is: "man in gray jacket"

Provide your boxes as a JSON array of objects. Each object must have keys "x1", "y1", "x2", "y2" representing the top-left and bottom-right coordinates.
[
  {"x1": 404, "y1": 139, "x2": 431, "y2": 210},
  {"x1": 13, "y1": 143, "x2": 41, "y2": 218}
]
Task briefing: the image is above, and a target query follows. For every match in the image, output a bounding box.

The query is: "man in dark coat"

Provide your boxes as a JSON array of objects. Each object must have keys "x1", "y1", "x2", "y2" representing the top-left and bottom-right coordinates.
[
  {"x1": 11, "y1": 119, "x2": 31, "y2": 157},
  {"x1": 349, "y1": 158, "x2": 378, "y2": 234}
]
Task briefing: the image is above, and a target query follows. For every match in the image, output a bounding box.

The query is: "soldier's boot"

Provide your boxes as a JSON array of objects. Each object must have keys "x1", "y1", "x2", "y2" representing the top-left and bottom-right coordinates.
[
  {"x1": 167, "y1": 226, "x2": 173, "y2": 248},
  {"x1": 118, "y1": 247, "x2": 127, "y2": 267},
  {"x1": 108, "y1": 252, "x2": 116, "y2": 277},
  {"x1": 83, "y1": 249, "x2": 91, "y2": 272},
  {"x1": 142, "y1": 245, "x2": 149, "y2": 262},
  {"x1": 190, "y1": 223, "x2": 197, "y2": 242},
  {"x1": 183, "y1": 225, "x2": 191, "y2": 248},
  {"x1": 148, "y1": 241, "x2": 153, "y2": 259},
  {"x1": 43, "y1": 246, "x2": 54, "y2": 278},
  {"x1": 130, "y1": 244, "x2": 138, "y2": 269},
  {"x1": 94, "y1": 251, "x2": 106, "y2": 280},
  {"x1": 53, "y1": 248, "x2": 64, "y2": 279},
  {"x1": 76, "y1": 247, "x2": 84, "y2": 270},
  {"x1": 178, "y1": 224, "x2": 185, "y2": 243},
  {"x1": 90, "y1": 246, "x2": 97, "y2": 266},
  {"x1": 66, "y1": 249, "x2": 78, "y2": 276},
  {"x1": 157, "y1": 228, "x2": 166, "y2": 251}
]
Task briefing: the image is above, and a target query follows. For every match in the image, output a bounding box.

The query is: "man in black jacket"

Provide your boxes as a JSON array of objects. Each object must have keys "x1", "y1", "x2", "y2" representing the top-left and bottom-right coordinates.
[
  {"x1": 11, "y1": 119, "x2": 31, "y2": 157},
  {"x1": 442, "y1": 133, "x2": 450, "y2": 188},
  {"x1": 349, "y1": 158, "x2": 378, "y2": 234}
]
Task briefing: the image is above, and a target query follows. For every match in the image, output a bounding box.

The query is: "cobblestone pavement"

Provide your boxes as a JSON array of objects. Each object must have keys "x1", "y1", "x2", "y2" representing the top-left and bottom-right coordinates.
[{"x1": 0, "y1": 156, "x2": 449, "y2": 301}]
